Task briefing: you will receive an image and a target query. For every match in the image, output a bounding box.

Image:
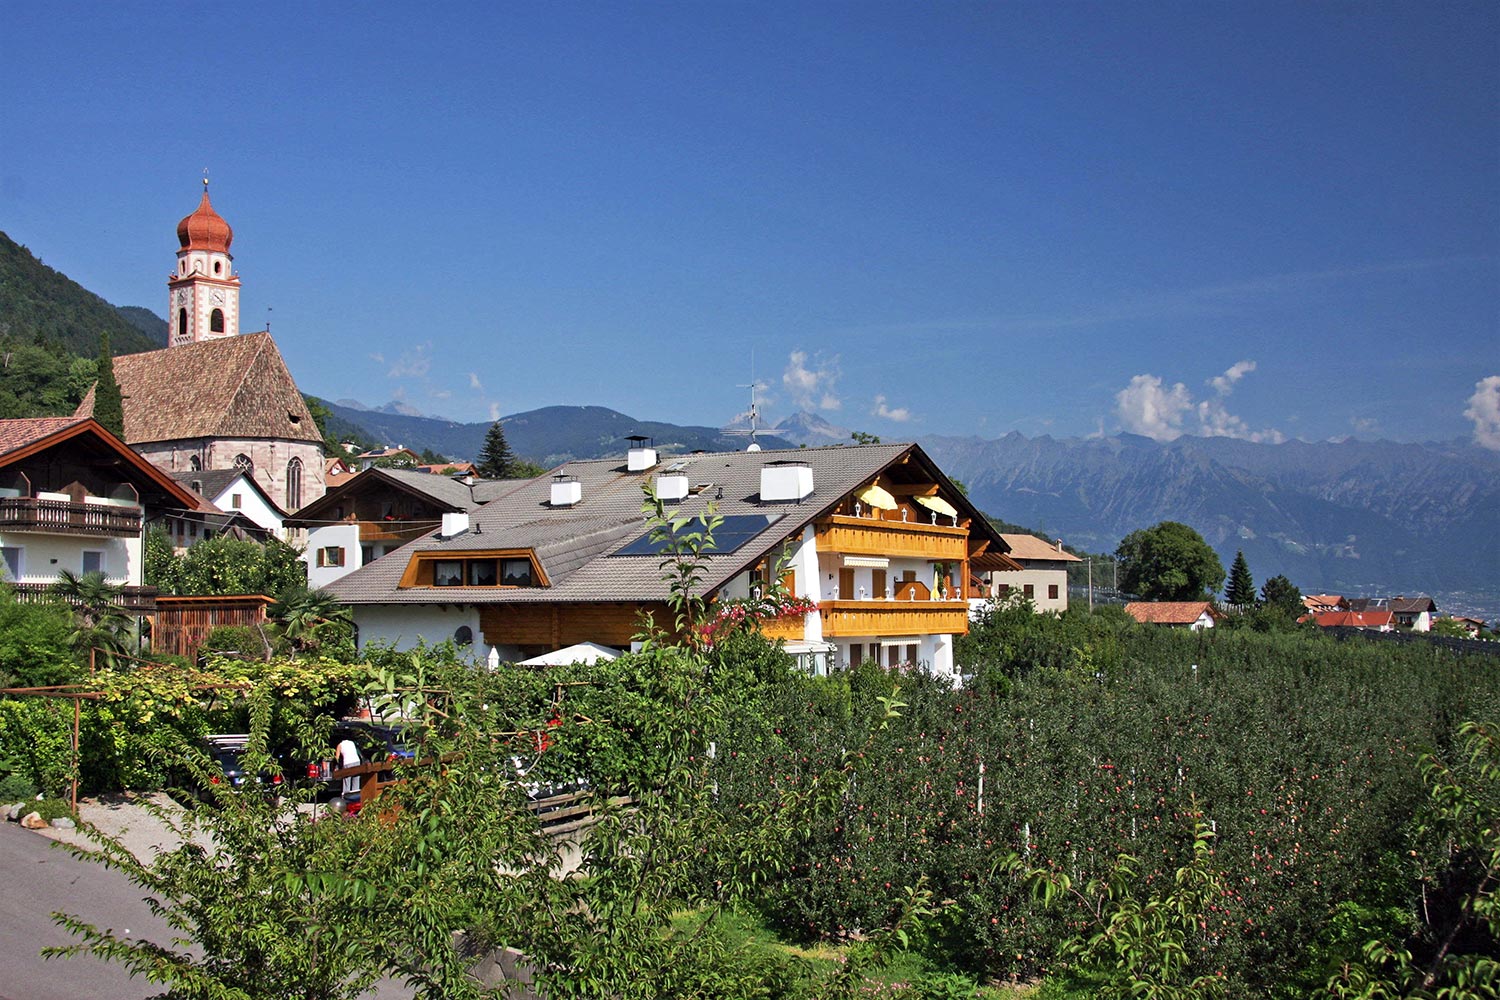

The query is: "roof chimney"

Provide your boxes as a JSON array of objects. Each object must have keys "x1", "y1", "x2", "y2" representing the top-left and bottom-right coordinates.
[
  {"x1": 656, "y1": 469, "x2": 689, "y2": 502},
  {"x1": 761, "y1": 460, "x2": 814, "y2": 502},
  {"x1": 440, "y1": 511, "x2": 470, "y2": 538},
  {"x1": 550, "y1": 474, "x2": 581, "y2": 507},
  {"x1": 1056, "y1": 538, "x2": 1064, "y2": 552},
  {"x1": 626, "y1": 435, "x2": 657, "y2": 472}
]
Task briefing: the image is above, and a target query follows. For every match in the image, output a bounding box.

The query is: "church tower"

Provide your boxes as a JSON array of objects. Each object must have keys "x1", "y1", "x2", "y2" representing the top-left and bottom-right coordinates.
[{"x1": 167, "y1": 180, "x2": 240, "y2": 346}]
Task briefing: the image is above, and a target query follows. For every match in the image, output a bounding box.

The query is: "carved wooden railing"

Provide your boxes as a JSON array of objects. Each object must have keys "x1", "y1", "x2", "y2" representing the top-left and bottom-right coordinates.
[{"x1": 0, "y1": 497, "x2": 142, "y2": 536}]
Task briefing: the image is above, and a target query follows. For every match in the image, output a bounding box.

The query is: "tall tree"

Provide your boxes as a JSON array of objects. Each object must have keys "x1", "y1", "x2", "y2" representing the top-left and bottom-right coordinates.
[
  {"x1": 475, "y1": 419, "x2": 517, "y2": 478},
  {"x1": 1225, "y1": 550, "x2": 1256, "y2": 606},
  {"x1": 92, "y1": 333, "x2": 125, "y2": 438},
  {"x1": 1259, "y1": 574, "x2": 1303, "y2": 619},
  {"x1": 1115, "y1": 521, "x2": 1225, "y2": 601}
]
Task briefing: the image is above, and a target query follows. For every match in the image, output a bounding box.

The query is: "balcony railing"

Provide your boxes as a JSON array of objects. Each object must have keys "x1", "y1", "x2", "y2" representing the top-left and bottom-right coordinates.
[
  {"x1": 0, "y1": 497, "x2": 143, "y2": 536},
  {"x1": 359, "y1": 519, "x2": 440, "y2": 543},
  {"x1": 815, "y1": 514, "x2": 969, "y2": 561},
  {"x1": 818, "y1": 599, "x2": 971, "y2": 638},
  {"x1": 9, "y1": 582, "x2": 159, "y2": 615}
]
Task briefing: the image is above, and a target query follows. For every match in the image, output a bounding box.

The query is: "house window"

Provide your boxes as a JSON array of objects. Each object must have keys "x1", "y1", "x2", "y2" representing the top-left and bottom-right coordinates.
[
  {"x1": 500, "y1": 559, "x2": 533, "y2": 587},
  {"x1": 1048, "y1": 584, "x2": 1059, "y2": 600},
  {"x1": 361, "y1": 545, "x2": 374, "y2": 565},
  {"x1": 210, "y1": 308, "x2": 225, "y2": 333},
  {"x1": 454, "y1": 625, "x2": 473, "y2": 646},
  {"x1": 468, "y1": 559, "x2": 498, "y2": 586},
  {"x1": 849, "y1": 643, "x2": 863, "y2": 667},
  {"x1": 316, "y1": 546, "x2": 346, "y2": 568},
  {"x1": 1, "y1": 546, "x2": 21, "y2": 581},
  {"x1": 234, "y1": 454, "x2": 253, "y2": 474},
  {"x1": 82, "y1": 551, "x2": 104, "y2": 576},
  {"x1": 996, "y1": 583, "x2": 1010, "y2": 596},
  {"x1": 286, "y1": 457, "x2": 303, "y2": 510},
  {"x1": 1024, "y1": 584, "x2": 1035, "y2": 598},
  {"x1": 191, "y1": 480, "x2": 203, "y2": 495},
  {"x1": 433, "y1": 560, "x2": 464, "y2": 586},
  {"x1": 232, "y1": 493, "x2": 243, "y2": 509}
]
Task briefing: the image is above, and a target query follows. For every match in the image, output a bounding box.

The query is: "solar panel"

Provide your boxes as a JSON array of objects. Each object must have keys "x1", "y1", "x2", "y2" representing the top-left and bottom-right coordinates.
[{"x1": 612, "y1": 513, "x2": 782, "y2": 557}]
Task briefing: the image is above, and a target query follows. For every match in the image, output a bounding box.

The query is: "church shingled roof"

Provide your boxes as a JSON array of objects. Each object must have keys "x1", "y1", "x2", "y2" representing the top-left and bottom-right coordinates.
[{"x1": 76, "y1": 333, "x2": 321, "y2": 445}]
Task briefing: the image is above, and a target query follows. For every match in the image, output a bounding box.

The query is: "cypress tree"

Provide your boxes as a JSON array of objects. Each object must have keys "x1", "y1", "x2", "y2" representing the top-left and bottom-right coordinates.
[
  {"x1": 93, "y1": 332, "x2": 125, "y2": 438},
  {"x1": 475, "y1": 420, "x2": 516, "y2": 479},
  {"x1": 1225, "y1": 550, "x2": 1256, "y2": 606}
]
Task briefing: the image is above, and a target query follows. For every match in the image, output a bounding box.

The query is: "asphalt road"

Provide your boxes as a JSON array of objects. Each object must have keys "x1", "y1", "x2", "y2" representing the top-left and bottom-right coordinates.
[{"x1": 0, "y1": 820, "x2": 178, "y2": 999}]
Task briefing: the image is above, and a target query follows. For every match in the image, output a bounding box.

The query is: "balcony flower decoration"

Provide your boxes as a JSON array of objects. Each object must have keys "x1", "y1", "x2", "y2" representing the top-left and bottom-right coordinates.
[{"x1": 696, "y1": 593, "x2": 818, "y2": 647}]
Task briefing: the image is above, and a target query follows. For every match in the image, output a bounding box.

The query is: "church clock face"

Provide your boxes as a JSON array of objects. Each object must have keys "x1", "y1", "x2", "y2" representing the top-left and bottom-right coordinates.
[{"x1": 211, "y1": 290, "x2": 225, "y2": 304}]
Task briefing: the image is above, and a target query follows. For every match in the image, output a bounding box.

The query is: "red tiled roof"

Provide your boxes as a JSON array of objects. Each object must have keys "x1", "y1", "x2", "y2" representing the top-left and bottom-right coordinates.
[
  {"x1": 1311, "y1": 610, "x2": 1393, "y2": 628},
  {"x1": 1124, "y1": 601, "x2": 1217, "y2": 625},
  {"x1": 177, "y1": 190, "x2": 233, "y2": 253},
  {"x1": 998, "y1": 533, "x2": 1083, "y2": 563},
  {"x1": 0, "y1": 417, "x2": 86, "y2": 457}
]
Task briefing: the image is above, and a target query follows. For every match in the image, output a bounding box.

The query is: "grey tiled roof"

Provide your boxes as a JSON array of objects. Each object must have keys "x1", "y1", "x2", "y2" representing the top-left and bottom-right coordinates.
[{"x1": 326, "y1": 443, "x2": 990, "y2": 606}]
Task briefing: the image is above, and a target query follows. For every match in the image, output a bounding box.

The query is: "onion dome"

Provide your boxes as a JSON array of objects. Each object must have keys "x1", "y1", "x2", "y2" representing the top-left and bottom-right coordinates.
[{"x1": 176, "y1": 187, "x2": 233, "y2": 253}]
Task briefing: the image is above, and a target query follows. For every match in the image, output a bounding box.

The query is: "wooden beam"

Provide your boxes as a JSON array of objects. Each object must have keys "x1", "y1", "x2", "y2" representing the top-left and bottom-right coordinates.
[{"x1": 888, "y1": 483, "x2": 940, "y2": 496}]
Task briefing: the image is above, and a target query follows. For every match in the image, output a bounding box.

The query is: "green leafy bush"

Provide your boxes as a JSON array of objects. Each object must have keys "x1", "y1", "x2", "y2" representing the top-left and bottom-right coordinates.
[{"x1": 0, "y1": 771, "x2": 38, "y2": 802}]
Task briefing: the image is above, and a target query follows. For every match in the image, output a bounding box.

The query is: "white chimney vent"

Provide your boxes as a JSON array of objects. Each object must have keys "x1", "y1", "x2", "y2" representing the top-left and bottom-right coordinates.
[
  {"x1": 551, "y1": 474, "x2": 582, "y2": 507},
  {"x1": 626, "y1": 435, "x2": 658, "y2": 472},
  {"x1": 440, "y1": 511, "x2": 470, "y2": 538},
  {"x1": 656, "y1": 470, "x2": 689, "y2": 501},
  {"x1": 761, "y1": 460, "x2": 814, "y2": 502}
]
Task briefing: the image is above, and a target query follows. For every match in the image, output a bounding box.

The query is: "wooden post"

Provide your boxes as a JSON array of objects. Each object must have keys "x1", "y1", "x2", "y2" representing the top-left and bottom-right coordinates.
[{"x1": 71, "y1": 695, "x2": 81, "y2": 814}]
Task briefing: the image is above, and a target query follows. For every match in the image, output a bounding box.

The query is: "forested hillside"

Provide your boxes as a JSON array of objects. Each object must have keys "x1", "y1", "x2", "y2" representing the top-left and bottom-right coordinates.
[{"x1": 0, "y1": 231, "x2": 163, "y2": 355}]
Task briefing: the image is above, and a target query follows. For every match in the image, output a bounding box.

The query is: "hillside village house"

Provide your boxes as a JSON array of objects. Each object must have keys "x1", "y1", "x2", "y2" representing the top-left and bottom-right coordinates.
[
  {"x1": 0, "y1": 417, "x2": 199, "y2": 615},
  {"x1": 1124, "y1": 601, "x2": 1219, "y2": 631},
  {"x1": 982, "y1": 533, "x2": 1081, "y2": 612},
  {"x1": 152, "y1": 480, "x2": 277, "y2": 552},
  {"x1": 287, "y1": 467, "x2": 521, "y2": 588},
  {"x1": 324, "y1": 441, "x2": 1019, "y2": 679},
  {"x1": 75, "y1": 185, "x2": 325, "y2": 511}
]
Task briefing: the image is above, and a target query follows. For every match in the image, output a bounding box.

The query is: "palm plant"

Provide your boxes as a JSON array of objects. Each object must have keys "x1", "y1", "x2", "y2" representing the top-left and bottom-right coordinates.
[
  {"x1": 271, "y1": 586, "x2": 353, "y2": 655},
  {"x1": 47, "y1": 569, "x2": 131, "y2": 666}
]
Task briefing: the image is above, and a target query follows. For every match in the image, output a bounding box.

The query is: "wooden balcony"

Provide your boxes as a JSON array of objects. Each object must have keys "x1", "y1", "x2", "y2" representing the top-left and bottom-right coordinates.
[
  {"x1": 814, "y1": 514, "x2": 969, "y2": 561},
  {"x1": 10, "y1": 582, "x2": 159, "y2": 615},
  {"x1": 0, "y1": 497, "x2": 142, "y2": 537},
  {"x1": 818, "y1": 599, "x2": 971, "y2": 638},
  {"x1": 358, "y1": 519, "x2": 440, "y2": 544}
]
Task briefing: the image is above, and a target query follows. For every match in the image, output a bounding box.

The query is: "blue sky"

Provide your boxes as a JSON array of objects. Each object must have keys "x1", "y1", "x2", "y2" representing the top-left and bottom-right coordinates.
[{"x1": 3, "y1": 2, "x2": 1496, "y2": 446}]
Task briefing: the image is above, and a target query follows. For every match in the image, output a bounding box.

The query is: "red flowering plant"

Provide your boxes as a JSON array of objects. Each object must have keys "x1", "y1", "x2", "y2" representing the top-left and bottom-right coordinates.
[{"x1": 696, "y1": 593, "x2": 819, "y2": 647}]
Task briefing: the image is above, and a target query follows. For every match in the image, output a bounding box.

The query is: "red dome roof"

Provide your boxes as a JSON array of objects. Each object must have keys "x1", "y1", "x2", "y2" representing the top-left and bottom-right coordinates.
[{"x1": 176, "y1": 190, "x2": 233, "y2": 253}]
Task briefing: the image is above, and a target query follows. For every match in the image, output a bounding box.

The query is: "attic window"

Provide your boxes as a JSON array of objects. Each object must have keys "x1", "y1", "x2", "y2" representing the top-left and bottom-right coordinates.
[{"x1": 288, "y1": 413, "x2": 301, "y2": 424}]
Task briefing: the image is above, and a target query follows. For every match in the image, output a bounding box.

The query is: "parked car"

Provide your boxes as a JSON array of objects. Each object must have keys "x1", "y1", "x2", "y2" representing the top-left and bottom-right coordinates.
[
  {"x1": 304, "y1": 720, "x2": 422, "y2": 798},
  {"x1": 200, "y1": 734, "x2": 283, "y2": 800}
]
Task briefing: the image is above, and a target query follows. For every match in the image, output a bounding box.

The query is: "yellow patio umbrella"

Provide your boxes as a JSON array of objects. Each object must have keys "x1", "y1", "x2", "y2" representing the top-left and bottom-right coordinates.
[
  {"x1": 857, "y1": 484, "x2": 897, "y2": 510},
  {"x1": 914, "y1": 494, "x2": 957, "y2": 518}
]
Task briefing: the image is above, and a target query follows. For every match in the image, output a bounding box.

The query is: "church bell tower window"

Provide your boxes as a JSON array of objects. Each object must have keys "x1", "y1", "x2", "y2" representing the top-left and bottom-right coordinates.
[
  {"x1": 210, "y1": 309, "x2": 225, "y2": 333},
  {"x1": 178, "y1": 307, "x2": 188, "y2": 341}
]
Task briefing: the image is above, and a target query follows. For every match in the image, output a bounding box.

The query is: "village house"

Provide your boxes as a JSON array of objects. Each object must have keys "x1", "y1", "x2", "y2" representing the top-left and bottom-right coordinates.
[
  {"x1": 167, "y1": 469, "x2": 288, "y2": 543},
  {"x1": 0, "y1": 417, "x2": 199, "y2": 616},
  {"x1": 323, "y1": 441, "x2": 1019, "y2": 679},
  {"x1": 981, "y1": 533, "x2": 1081, "y2": 613},
  {"x1": 286, "y1": 467, "x2": 521, "y2": 588},
  {"x1": 1123, "y1": 601, "x2": 1219, "y2": 631}
]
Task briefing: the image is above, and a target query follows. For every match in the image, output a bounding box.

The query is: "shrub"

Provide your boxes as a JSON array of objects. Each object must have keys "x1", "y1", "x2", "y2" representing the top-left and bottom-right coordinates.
[{"x1": 0, "y1": 772, "x2": 38, "y2": 802}]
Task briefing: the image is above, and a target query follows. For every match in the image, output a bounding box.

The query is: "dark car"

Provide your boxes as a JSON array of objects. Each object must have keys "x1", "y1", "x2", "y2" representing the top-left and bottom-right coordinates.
[
  {"x1": 305, "y1": 720, "x2": 422, "y2": 797},
  {"x1": 200, "y1": 734, "x2": 283, "y2": 800}
]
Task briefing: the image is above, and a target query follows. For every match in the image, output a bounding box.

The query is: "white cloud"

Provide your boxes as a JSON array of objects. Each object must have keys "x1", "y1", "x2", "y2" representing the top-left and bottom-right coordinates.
[
  {"x1": 368, "y1": 352, "x2": 385, "y2": 365},
  {"x1": 1116, "y1": 369, "x2": 1283, "y2": 443},
  {"x1": 1465, "y1": 375, "x2": 1500, "y2": 450},
  {"x1": 783, "y1": 350, "x2": 842, "y2": 412},
  {"x1": 468, "y1": 372, "x2": 483, "y2": 391},
  {"x1": 386, "y1": 343, "x2": 431, "y2": 379},
  {"x1": 431, "y1": 389, "x2": 452, "y2": 400},
  {"x1": 1209, "y1": 359, "x2": 1256, "y2": 395},
  {"x1": 1115, "y1": 374, "x2": 1193, "y2": 441},
  {"x1": 872, "y1": 395, "x2": 912, "y2": 422},
  {"x1": 1350, "y1": 415, "x2": 1379, "y2": 434},
  {"x1": 488, "y1": 401, "x2": 502, "y2": 421}
]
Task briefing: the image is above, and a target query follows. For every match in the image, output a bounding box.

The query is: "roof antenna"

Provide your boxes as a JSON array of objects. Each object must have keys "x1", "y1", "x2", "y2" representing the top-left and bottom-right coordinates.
[
  {"x1": 737, "y1": 349, "x2": 766, "y2": 453},
  {"x1": 266, "y1": 306, "x2": 272, "y2": 334}
]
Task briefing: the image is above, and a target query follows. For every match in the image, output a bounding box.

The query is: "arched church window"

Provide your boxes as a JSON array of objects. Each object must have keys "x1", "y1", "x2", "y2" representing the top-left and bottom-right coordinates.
[
  {"x1": 210, "y1": 309, "x2": 225, "y2": 333},
  {"x1": 189, "y1": 455, "x2": 202, "y2": 471},
  {"x1": 213, "y1": 261, "x2": 222, "y2": 275},
  {"x1": 234, "y1": 454, "x2": 253, "y2": 474},
  {"x1": 286, "y1": 458, "x2": 303, "y2": 510},
  {"x1": 178, "y1": 307, "x2": 188, "y2": 340}
]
